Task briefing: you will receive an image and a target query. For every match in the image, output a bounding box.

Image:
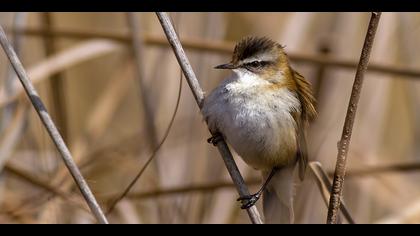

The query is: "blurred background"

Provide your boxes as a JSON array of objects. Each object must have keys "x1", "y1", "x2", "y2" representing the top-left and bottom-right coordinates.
[{"x1": 0, "y1": 12, "x2": 419, "y2": 224}]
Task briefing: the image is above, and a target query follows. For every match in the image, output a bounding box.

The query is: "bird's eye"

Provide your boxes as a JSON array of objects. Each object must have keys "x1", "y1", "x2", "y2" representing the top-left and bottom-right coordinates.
[
  {"x1": 242, "y1": 61, "x2": 269, "y2": 72},
  {"x1": 249, "y1": 61, "x2": 261, "y2": 67}
]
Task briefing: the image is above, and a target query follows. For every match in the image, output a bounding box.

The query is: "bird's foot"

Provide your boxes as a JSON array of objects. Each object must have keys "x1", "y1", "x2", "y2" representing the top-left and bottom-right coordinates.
[
  {"x1": 237, "y1": 192, "x2": 262, "y2": 209},
  {"x1": 207, "y1": 133, "x2": 223, "y2": 146}
]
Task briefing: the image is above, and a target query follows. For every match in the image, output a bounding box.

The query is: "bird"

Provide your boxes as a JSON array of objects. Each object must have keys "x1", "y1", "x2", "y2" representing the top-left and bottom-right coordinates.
[{"x1": 201, "y1": 36, "x2": 316, "y2": 224}]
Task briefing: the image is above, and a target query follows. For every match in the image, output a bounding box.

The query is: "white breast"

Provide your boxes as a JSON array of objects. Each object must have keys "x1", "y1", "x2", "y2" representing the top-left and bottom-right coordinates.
[{"x1": 202, "y1": 71, "x2": 301, "y2": 171}]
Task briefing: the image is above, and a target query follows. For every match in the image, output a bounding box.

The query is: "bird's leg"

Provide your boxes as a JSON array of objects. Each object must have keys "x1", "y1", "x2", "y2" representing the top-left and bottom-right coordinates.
[
  {"x1": 207, "y1": 132, "x2": 223, "y2": 146},
  {"x1": 237, "y1": 167, "x2": 279, "y2": 209}
]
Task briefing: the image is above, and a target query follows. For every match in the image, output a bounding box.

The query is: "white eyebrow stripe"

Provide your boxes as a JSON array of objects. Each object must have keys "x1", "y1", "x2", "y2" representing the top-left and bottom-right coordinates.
[{"x1": 240, "y1": 53, "x2": 276, "y2": 64}]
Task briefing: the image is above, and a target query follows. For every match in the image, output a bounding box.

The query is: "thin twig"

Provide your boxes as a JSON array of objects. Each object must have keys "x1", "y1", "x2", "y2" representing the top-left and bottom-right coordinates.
[
  {"x1": 326, "y1": 12, "x2": 381, "y2": 224},
  {"x1": 8, "y1": 27, "x2": 420, "y2": 79},
  {"x1": 309, "y1": 162, "x2": 355, "y2": 224},
  {"x1": 156, "y1": 12, "x2": 263, "y2": 224},
  {"x1": 0, "y1": 25, "x2": 109, "y2": 224}
]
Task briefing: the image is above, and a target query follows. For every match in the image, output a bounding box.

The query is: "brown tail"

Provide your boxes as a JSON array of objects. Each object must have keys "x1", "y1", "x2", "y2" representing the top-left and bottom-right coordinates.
[{"x1": 262, "y1": 165, "x2": 295, "y2": 224}]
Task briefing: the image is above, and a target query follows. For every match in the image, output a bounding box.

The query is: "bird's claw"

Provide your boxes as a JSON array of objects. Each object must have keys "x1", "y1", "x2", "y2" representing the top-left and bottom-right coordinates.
[
  {"x1": 207, "y1": 133, "x2": 223, "y2": 146},
  {"x1": 237, "y1": 192, "x2": 261, "y2": 209}
]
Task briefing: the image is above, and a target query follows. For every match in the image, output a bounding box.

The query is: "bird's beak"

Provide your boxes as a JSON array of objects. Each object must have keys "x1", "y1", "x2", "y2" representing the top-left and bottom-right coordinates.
[{"x1": 214, "y1": 63, "x2": 236, "y2": 70}]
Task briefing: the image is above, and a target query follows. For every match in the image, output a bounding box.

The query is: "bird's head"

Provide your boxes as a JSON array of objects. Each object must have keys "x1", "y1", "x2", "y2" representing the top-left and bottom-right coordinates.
[{"x1": 215, "y1": 36, "x2": 291, "y2": 82}]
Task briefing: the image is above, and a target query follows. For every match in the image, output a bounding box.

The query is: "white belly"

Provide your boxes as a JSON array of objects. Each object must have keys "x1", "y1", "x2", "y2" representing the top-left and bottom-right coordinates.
[{"x1": 203, "y1": 73, "x2": 301, "y2": 171}]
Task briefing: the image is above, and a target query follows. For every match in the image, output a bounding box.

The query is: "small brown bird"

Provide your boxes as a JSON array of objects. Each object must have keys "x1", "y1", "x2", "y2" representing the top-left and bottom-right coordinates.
[{"x1": 202, "y1": 36, "x2": 316, "y2": 223}]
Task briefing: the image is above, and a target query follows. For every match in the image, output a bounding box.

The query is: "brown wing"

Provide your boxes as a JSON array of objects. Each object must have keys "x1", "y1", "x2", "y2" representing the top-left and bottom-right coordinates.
[
  {"x1": 292, "y1": 70, "x2": 316, "y2": 180},
  {"x1": 293, "y1": 70, "x2": 317, "y2": 122}
]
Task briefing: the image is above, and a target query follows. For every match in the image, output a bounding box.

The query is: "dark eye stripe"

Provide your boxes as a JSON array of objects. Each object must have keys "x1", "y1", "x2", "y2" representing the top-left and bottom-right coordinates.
[{"x1": 244, "y1": 61, "x2": 270, "y2": 68}]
